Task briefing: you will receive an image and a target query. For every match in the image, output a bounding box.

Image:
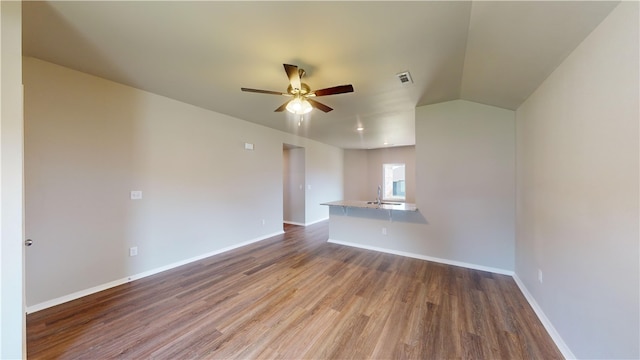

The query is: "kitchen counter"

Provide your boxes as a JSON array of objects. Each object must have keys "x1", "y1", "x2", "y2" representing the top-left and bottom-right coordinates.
[{"x1": 321, "y1": 200, "x2": 418, "y2": 212}]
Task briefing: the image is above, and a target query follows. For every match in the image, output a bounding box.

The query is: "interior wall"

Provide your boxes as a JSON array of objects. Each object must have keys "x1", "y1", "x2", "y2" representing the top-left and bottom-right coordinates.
[
  {"x1": 343, "y1": 149, "x2": 368, "y2": 201},
  {"x1": 333, "y1": 100, "x2": 515, "y2": 273},
  {"x1": 416, "y1": 100, "x2": 515, "y2": 271},
  {"x1": 343, "y1": 146, "x2": 416, "y2": 202},
  {"x1": 304, "y1": 144, "x2": 343, "y2": 225},
  {"x1": 0, "y1": 1, "x2": 25, "y2": 357},
  {"x1": 23, "y1": 57, "x2": 342, "y2": 309},
  {"x1": 515, "y1": 3, "x2": 639, "y2": 358},
  {"x1": 283, "y1": 147, "x2": 305, "y2": 225}
]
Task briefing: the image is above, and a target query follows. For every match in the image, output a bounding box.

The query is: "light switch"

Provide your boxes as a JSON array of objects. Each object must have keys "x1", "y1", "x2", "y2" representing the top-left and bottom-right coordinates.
[{"x1": 130, "y1": 190, "x2": 142, "y2": 200}]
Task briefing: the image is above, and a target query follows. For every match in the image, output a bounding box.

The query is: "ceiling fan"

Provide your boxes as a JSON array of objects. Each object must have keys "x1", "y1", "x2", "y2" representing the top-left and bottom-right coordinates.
[{"x1": 241, "y1": 64, "x2": 354, "y2": 115}]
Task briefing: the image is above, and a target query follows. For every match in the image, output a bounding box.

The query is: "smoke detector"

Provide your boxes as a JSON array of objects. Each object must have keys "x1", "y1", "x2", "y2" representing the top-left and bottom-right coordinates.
[{"x1": 396, "y1": 71, "x2": 413, "y2": 85}]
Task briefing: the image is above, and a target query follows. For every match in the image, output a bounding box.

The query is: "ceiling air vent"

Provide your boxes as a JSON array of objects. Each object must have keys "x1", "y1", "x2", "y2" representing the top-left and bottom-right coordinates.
[{"x1": 396, "y1": 71, "x2": 413, "y2": 85}]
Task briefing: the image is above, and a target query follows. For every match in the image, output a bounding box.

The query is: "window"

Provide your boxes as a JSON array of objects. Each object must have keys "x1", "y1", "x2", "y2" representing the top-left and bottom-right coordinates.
[{"x1": 383, "y1": 163, "x2": 406, "y2": 201}]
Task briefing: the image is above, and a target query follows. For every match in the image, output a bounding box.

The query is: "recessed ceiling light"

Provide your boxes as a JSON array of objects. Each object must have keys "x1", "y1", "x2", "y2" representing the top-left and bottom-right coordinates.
[{"x1": 356, "y1": 126, "x2": 364, "y2": 131}]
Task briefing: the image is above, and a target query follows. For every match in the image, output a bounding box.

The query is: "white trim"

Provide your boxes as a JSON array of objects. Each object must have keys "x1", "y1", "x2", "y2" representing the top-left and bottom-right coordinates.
[
  {"x1": 327, "y1": 239, "x2": 514, "y2": 276},
  {"x1": 26, "y1": 278, "x2": 129, "y2": 314},
  {"x1": 283, "y1": 218, "x2": 328, "y2": 227},
  {"x1": 512, "y1": 274, "x2": 576, "y2": 359},
  {"x1": 26, "y1": 231, "x2": 284, "y2": 314},
  {"x1": 304, "y1": 217, "x2": 329, "y2": 226}
]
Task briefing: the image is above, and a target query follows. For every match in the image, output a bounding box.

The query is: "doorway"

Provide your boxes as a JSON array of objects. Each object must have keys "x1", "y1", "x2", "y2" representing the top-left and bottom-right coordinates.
[{"x1": 283, "y1": 144, "x2": 305, "y2": 226}]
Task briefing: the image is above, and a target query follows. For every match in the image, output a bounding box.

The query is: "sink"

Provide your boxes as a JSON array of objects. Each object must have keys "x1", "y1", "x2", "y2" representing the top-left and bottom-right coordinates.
[{"x1": 366, "y1": 201, "x2": 402, "y2": 206}]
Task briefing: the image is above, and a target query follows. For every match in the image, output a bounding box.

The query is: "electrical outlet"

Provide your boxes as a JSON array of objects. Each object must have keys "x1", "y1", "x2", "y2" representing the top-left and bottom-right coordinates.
[
  {"x1": 130, "y1": 190, "x2": 142, "y2": 200},
  {"x1": 538, "y1": 269, "x2": 543, "y2": 283},
  {"x1": 130, "y1": 246, "x2": 138, "y2": 257},
  {"x1": 382, "y1": 227, "x2": 387, "y2": 235}
]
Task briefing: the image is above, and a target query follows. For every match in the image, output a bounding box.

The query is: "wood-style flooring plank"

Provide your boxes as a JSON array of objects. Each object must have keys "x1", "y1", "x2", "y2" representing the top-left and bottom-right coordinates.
[{"x1": 27, "y1": 222, "x2": 564, "y2": 359}]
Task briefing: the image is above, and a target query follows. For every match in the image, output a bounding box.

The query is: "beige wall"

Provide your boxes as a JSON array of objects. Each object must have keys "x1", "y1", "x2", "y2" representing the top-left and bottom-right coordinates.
[
  {"x1": 416, "y1": 100, "x2": 515, "y2": 270},
  {"x1": 515, "y1": 2, "x2": 639, "y2": 358},
  {"x1": 343, "y1": 149, "x2": 368, "y2": 200},
  {"x1": 23, "y1": 57, "x2": 342, "y2": 309},
  {"x1": 305, "y1": 144, "x2": 344, "y2": 223},
  {"x1": 344, "y1": 146, "x2": 416, "y2": 203},
  {"x1": 332, "y1": 100, "x2": 515, "y2": 273}
]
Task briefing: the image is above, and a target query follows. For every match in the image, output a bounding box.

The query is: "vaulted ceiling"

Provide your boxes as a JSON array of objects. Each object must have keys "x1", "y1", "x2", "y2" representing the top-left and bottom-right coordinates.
[{"x1": 22, "y1": 1, "x2": 618, "y2": 149}]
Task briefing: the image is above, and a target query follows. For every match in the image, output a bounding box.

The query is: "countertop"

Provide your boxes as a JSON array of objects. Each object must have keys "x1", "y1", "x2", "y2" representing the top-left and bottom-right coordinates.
[{"x1": 321, "y1": 200, "x2": 418, "y2": 212}]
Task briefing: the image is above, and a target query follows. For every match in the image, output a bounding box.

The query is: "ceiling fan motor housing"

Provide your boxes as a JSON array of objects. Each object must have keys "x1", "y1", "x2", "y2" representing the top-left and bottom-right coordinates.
[
  {"x1": 287, "y1": 83, "x2": 311, "y2": 96},
  {"x1": 241, "y1": 63, "x2": 354, "y2": 113}
]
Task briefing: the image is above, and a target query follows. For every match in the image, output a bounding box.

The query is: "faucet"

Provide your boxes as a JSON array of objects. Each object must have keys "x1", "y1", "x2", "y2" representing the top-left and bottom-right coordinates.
[{"x1": 376, "y1": 185, "x2": 382, "y2": 205}]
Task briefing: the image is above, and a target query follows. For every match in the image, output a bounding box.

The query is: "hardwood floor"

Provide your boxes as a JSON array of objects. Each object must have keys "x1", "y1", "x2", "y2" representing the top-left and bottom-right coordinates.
[{"x1": 27, "y1": 222, "x2": 563, "y2": 359}]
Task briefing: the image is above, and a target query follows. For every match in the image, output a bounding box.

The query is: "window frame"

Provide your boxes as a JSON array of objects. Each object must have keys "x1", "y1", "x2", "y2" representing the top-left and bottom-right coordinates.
[{"x1": 382, "y1": 163, "x2": 406, "y2": 201}]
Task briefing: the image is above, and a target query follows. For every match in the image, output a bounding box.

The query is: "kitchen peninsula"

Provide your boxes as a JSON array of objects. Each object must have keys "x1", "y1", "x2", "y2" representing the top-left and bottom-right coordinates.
[
  {"x1": 321, "y1": 200, "x2": 426, "y2": 257},
  {"x1": 321, "y1": 200, "x2": 418, "y2": 212}
]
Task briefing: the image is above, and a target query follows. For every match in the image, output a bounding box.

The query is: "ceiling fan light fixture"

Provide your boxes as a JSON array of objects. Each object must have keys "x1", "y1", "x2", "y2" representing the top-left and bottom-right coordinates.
[
  {"x1": 242, "y1": 64, "x2": 352, "y2": 114},
  {"x1": 286, "y1": 96, "x2": 312, "y2": 114}
]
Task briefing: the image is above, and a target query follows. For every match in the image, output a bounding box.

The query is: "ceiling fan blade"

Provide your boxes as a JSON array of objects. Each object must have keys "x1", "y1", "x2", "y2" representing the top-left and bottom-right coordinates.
[
  {"x1": 312, "y1": 84, "x2": 354, "y2": 97},
  {"x1": 274, "y1": 101, "x2": 289, "y2": 112},
  {"x1": 284, "y1": 64, "x2": 301, "y2": 91},
  {"x1": 307, "y1": 98, "x2": 333, "y2": 113},
  {"x1": 241, "y1": 87, "x2": 288, "y2": 95}
]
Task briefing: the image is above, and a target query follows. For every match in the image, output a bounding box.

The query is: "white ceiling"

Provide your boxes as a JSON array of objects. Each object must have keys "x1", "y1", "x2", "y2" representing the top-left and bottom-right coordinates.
[{"x1": 22, "y1": 1, "x2": 618, "y2": 149}]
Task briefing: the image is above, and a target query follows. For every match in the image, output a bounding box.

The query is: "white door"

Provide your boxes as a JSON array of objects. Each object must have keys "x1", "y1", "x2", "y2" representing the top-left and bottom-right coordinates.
[{"x1": 0, "y1": 0, "x2": 26, "y2": 357}]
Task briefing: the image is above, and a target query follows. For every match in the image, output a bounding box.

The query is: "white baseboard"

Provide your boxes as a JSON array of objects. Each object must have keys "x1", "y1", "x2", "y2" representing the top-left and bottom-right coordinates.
[
  {"x1": 327, "y1": 238, "x2": 514, "y2": 276},
  {"x1": 304, "y1": 217, "x2": 329, "y2": 226},
  {"x1": 512, "y1": 274, "x2": 576, "y2": 359},
  {"x1": 283, "y1": 218, "x2": 328, "y2": 227},
  {"x1": 26, "y1": 278, "x2": 131, "y2": 314},
  {"x1": 26, "y1": 230, "x2": 284, "y2": 314}
]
